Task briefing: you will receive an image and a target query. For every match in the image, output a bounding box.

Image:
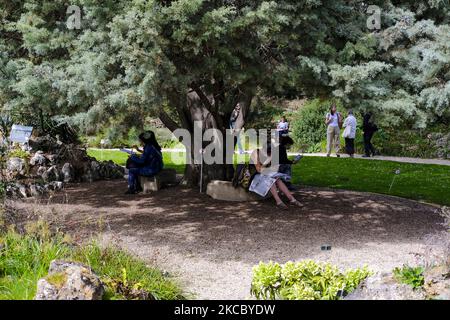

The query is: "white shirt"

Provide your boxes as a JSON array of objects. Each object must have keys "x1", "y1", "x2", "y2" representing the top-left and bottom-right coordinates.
[
  {"x1": 277, "y1": 121, "x2": 289, "y2": 131},
  {"x1": 327, "y1": 113, "x2": 339, "y2": 127},
  {"x1": 343, "y1": 115, "x2": 357, "y2": 139}
]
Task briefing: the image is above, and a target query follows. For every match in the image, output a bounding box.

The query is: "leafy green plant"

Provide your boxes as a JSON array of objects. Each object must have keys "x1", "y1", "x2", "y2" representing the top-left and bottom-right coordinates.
[
  {"x1": 7, "y1": 148, "x2": 30, "y2": 160},
  {"x1": 393, "y1": 265, "x2": 425, "y2": 289},
  {"x1": 251, "y1": 260, "x2": 371, "y2": 300},
  {"x1": 0, "y1": 224, "x2": 185, "y2": 300}
]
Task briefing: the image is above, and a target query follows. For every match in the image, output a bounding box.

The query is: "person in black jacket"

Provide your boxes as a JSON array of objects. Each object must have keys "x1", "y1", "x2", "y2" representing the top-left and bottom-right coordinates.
[
  {"x1": 277, "y1": 136, "x2": 301, "y2": 190},
  {"x1": 362, "y1": 112, "x2": 379, "y2": 158}
]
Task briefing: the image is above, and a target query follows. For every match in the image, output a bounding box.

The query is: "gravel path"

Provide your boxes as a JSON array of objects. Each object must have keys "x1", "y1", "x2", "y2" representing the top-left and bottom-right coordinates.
[
  {"x1": 11, "y1": 180, "x2": 446, "y2": 299},
  {"x1": 295, "y1": 153, "x2": 450, "y2": 166}
]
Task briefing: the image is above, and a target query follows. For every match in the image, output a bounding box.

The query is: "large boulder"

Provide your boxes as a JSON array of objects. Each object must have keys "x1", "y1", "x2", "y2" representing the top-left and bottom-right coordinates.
[
  {"x1": 206, "y1": 180, "x2": 265, "y2": 202},
  {"x1": 35, "y1": 260, "x2": 105, "y2": 300},
  {"x1": 138, "y1": 169, "x2": 178, "y2": 194}
]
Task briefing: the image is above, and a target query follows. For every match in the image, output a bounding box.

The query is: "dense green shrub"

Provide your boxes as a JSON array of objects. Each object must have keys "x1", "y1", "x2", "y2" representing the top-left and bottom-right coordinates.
[
  {"x1": 291, "y1": 99, "x2": 346, "y2": 152},
  {"x1": 291, "y1": 98, "x2": 449, "y2": 158},
  {"x1": 251, "y1": 260, "x2": 371, "y2": 300},
  {"x1": 247, "y1": 98, "x2": 287, "y2": 130},
  {"x1": 393, "y1": 265, "x2": 425, "y2": 289}
]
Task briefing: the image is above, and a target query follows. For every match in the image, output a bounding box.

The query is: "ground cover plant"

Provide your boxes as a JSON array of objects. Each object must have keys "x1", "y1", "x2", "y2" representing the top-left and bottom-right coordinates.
[
  {"x1": 392, "y1": 265, "x2": 425, "y2": 290},
  {"x1": 251, "y1": 260, "x2": 371, "y2": 300},
  {"x1": 0, "y1": 224, "x2": 185, "y2": 300}
]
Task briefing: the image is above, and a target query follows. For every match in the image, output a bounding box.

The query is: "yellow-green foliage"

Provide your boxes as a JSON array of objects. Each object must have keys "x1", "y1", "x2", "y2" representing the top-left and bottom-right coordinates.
[
  {"x1": 7, "y1": 148, "x2": 30, "y2": 160},
  {"x1": 251, "y1": 260, "x2": 371, "y2": 300}
]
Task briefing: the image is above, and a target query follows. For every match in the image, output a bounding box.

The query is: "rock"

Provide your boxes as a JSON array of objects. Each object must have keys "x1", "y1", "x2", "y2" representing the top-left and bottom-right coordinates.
[
  {"x1": 90, "y1": 161, "x2": 101, "y2": 181},
  {"x1": 138, "y1": 169, "x2": 178, "y2": 194},
  {"x1": 423, "y1": 265, "x2": 450, "y2": 299},
  {"x1": 35, "y1": 260, "x2": 104, "y2": 300},
  {"x1": 46, "y1": 154, "x2": 58, "y2": 165},
  {"x1": 30, "y1": 151, "x2": 47, "y2": 166},
  {"x1": 37, "y1": 166, "x2": 47, "y2": 177},
  {"x1": 156, "y1": 169, "x2": 177, "y2": 186},
  {"x1": 61, "y1": 163, "x2": 74, "y2": 183},
  {"x1": 81, "y1": 168, "x2": 94, "y2": 183},
  {"x1": 47, "y1": 181, "x2": 64, "y2": 191},
  {"x1": 344, "y1": 273, "x2": 426, "y2": 300},
  {"x1": 41, "y1": 166, "x2": 61, "y2": 183},
  {"x1": 18, "y1": 184, "x2": 29, "y2": 198},
  {"x1": 139, "y1": 176, "x2": 161, "y2": 193},
  {"x1": 206, "y1": 180, "x2": 266, "y2": 202},
  {"x1": 7, "y1": 157, "x2": 26, "y2": 174},
  {"x1": 29, "y1": 184, "x2": 47, "y2": 197}
]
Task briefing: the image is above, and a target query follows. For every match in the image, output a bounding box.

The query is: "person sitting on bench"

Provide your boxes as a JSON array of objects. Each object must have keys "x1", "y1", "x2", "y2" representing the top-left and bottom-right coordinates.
[
  {"x1": 249, "y1": 143, "x2": 303, "y2": 210},
  {"x1": 125, "y1": 131, "x2": 163, "y2": 194}
]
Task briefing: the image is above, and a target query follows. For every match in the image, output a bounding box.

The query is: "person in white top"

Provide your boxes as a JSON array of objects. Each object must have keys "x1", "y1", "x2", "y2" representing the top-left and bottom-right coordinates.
[
  {"x1": 325, "y1": 104, "x2": 343, "y2": 157},
  {"x1": 277, "y1": 116, "x2": 289, "y2": 136},
  {"x1": 342, "y1": 110, "x2": 357, "y2": 158}
]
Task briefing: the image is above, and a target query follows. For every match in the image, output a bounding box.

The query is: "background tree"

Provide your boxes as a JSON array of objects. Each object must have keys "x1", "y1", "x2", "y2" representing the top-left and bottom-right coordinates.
[{"x1": 1, "y1": 0, "x2": 449, "y2": 187}]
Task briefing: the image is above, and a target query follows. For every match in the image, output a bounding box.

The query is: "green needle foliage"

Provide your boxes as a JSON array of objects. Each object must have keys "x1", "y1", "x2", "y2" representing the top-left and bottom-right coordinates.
[{"x1": 1, "y1": 1, "x2": 449, "y2": 184}]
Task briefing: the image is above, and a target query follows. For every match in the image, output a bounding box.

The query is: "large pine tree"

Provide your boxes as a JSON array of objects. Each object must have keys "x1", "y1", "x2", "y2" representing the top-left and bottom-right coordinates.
[{"x1": 1, "y1": 0, "x2": 449, "y2": 186}]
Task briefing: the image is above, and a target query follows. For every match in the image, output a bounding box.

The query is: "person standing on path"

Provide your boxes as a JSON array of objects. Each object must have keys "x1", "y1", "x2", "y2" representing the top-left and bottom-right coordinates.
[
  {"x1": 363, "y1": 112, "x2": 379, "y2": 158},
  {"x1": 325, "y1": 104, "x2": 343, "y2": 157},
  {"x1": 342, "y1": 110, "x2": 357, "y2": 158},
  {"x1": 276, "y1": 116, "x2": 289, "y2": 136},
  {"x1": 230, "y1": 103, "x2": 245, "y2": 154}
]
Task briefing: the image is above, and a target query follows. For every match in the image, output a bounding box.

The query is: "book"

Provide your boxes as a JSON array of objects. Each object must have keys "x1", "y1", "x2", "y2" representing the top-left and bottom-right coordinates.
[{"x1": 119, "y1": 148, "x2": 134, "y2": 155}]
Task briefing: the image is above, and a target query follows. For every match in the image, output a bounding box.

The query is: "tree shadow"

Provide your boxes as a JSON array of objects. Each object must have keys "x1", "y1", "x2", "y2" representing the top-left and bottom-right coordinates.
[{"x1": 14, "y1": 180, "x2": 446, "y2": 267}]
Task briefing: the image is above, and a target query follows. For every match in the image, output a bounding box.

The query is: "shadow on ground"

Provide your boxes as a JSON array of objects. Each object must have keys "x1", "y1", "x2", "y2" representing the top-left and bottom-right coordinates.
[{"x1": 10, "y1": 179, "x2": 446, "y2": 299}]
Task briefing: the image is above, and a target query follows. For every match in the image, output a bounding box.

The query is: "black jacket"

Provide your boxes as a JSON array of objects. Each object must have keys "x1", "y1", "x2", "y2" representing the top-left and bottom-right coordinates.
[
  {"x1": 363, "y1": 114, "x2": 378, "y2": 134},
  {"x1": 279, "y1": 145, "x2": 293, "y2": 165}
]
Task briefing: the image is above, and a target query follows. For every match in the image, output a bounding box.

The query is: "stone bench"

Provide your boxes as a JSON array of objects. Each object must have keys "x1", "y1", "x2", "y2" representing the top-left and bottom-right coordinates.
[
  {"x1": 138, "y1": 169, "x2": 177, "y2": 194},
  {"x1": 206, "y1": 180, "x2": 269, "y2": 202}
]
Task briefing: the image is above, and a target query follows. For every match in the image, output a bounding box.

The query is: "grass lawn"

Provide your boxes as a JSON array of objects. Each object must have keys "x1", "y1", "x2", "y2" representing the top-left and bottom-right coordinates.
[{"x1": 88, "y1": 149, "x2": 450, "y2": 206}]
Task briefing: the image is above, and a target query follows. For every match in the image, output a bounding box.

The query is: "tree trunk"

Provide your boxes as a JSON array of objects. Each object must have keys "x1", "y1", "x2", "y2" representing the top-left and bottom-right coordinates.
[{"x1": 159, "y1": 88, "x2": 253, "y2": 190}]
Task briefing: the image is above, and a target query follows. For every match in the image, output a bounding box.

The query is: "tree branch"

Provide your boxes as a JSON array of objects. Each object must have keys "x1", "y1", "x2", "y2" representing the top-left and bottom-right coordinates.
[
  {"x1": 158, "y1": 109, "x2": 180, "y2": 132},
  {"x1": 191, "y1": 82, "x2": 214, "y2": 111}
]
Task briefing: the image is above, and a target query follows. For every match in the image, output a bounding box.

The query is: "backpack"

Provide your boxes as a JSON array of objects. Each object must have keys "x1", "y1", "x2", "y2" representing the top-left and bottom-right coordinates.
[{"x1": 232, "y1": 163, "x2": 257, "y2": 190}]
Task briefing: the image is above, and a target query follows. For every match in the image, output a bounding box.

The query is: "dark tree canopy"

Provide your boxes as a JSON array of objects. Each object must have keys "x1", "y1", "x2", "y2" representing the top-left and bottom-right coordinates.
[{"x1": 1, "y1": 0, "x2": 449, "y2": 184}]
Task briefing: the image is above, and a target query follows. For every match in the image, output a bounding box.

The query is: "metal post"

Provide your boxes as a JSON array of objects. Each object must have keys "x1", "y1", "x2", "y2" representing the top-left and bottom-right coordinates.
[{"x1": 200, "y1": 148, "x2": 204, "y2": 193}]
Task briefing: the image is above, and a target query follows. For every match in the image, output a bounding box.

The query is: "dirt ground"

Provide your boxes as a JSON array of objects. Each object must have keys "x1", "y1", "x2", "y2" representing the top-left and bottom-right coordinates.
[{"x1": 9, "y1": 180, "x2": 447, "y2": 300}]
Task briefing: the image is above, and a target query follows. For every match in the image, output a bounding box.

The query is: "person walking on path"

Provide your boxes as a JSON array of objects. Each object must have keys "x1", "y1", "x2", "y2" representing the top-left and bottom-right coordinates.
[
  {"x1": 276, "y1": 116, "x2": 289, "y2": 136},
  {"x1": 230, "y1": 103, "x2": 245, "y2": 154},
  {"x1": 325, "y1": 104, "x2": 343, "y2": 157},
  {"x1": 363, "y1": 112, "x2": 379, "y2": 158},
  {"x1": 342, "y1": 110, "x2": 357, "y2": 158}
]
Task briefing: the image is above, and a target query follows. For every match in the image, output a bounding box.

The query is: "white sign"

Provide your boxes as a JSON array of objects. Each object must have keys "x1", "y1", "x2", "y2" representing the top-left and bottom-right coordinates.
[{"x1": 9, "y1": 125, "x2": 33, "y2": 144}]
